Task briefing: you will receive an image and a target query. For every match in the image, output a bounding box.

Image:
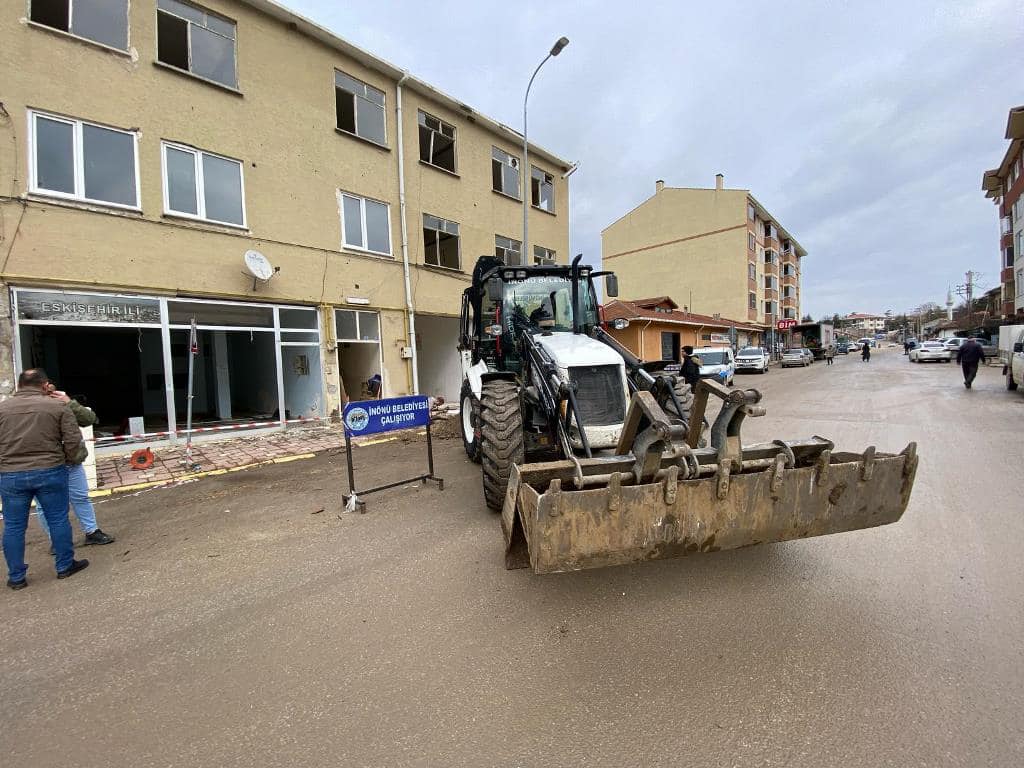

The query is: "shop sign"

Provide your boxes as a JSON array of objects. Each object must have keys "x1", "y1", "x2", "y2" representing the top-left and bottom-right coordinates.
[
  {"x1": 17, "y1": 291, "x2": 161, "y2": 324},
  {"x1": 343, "y1": 395, "x2": 430, "y2": 437},
  {"x1": 777, "y1": 319, "x2": 796, "y2": 330}
]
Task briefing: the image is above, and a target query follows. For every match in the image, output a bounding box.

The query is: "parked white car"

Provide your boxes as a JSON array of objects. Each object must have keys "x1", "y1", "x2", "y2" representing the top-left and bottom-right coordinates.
[
  {"x1": 781, "y1": 348, "x2": 810, "y2": 367},
  {"x1": 735, "y1": 346, "x2": 769, "y2": 374},
  {"x1": 910, "y1": 341, "x2": 951, "y2": 363},
  {"x1": 694, "y1": 346, "x2": 735, "y2": 386},
  {"x1": 1003, "y1": 328, "x2": 1024, "y2": 393}
]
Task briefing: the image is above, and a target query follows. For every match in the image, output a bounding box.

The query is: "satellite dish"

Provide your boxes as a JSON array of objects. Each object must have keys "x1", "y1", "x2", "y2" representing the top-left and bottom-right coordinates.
[{"x1": 244, "y1": 250, "x2": 274, "y2": 281}]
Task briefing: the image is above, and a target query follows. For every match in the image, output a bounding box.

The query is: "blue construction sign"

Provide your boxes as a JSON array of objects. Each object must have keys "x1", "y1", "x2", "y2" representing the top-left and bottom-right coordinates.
[{"x1": 343, "y1": 395, "x2": 431, "y2": 437}]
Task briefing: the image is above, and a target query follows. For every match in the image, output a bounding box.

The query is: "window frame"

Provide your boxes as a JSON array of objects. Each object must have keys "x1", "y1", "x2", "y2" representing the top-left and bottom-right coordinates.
[
  {"x1": 155, "y1": 0, "x2": 239, "y2": 91},
  {"x1": 495, "y1": 234, "x2": 522, "y2": 266},
  {"x1": 422, "y1": 213, "x2": 461, "y2": 271},
  {"x1": 160, "y1": 140, "x2": 247, "y2": 228},
  {"x1": 335, "y1": 308, "x2": 382, "y2": 343},
  {"x1": 748, "y1": 262, "x2": 756, "y2": 280},
  {"x1": 531, "y1": 165, "x2": 555, "y2": 213},
  {"x1": 335, "y1": 69, "x2": 388, "y2": 147},
  {"x1": 533, "y1": 245, "x2": 556, "y2": 266},
  {"x1": 748, "y1": 292, "x2": 757, "y2": 310},
  {"x1": 28, "y1": 0, "x2": 131, "y2": 53},
  {"x1": 417, "y1": 110, "x2": 456, "y2": 173},
  {"x1": 491, "y1": 146, "x2": 521, "y2": 200},
  {"x1": 339, "y1": 192, "x2": 392, "y2": 257},
  {"x1": 28, "y1": 109, "x2": 141, "y2": 210}
]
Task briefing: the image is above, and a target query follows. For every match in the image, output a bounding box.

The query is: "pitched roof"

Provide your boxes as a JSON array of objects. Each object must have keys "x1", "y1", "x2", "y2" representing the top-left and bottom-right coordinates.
[{"x1": 604, "y1": 299, "x2": 762, "y2": 333}]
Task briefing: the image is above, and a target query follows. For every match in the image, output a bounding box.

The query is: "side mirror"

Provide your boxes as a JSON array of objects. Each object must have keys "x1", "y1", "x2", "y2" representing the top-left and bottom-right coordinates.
[
  {"x1": 1014, "y1": 342, "x2": 1023, "y2": 353},
  {"x1": 486, "y1": 278, "x2": 502, "y2": 303},
  {"x1": 605, "y1": 273, "x2": 619, "y2": 298},
  {"x1": 610, "y1": 318, "x2": 629, "y2": 330}
]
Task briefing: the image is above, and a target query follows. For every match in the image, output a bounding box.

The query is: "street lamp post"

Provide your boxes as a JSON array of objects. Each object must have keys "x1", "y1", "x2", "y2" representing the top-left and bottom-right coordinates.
[{"x1": 523, "y1": 36, "x2": 569, "y2": 265}]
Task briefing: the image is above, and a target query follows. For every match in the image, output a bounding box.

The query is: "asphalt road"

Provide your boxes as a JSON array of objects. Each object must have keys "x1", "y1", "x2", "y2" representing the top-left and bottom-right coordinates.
[{"x1": 2, "y1": 348, "x2": 1022, "y2": 767}]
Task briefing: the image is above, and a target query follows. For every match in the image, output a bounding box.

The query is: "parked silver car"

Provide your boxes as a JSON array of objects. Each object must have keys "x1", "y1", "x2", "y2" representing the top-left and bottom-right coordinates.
[
  {"x1": 910, "y1": 341, "x2": 951, "y2": 363},
  {"x1": 781, "y1": 348, "x2": 811, "y2": 368}
]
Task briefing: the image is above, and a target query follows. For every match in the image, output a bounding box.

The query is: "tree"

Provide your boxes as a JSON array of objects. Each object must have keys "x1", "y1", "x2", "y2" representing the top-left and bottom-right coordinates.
[{"x1": 801, "y1": 314, "x2": 813, "y2": 323}]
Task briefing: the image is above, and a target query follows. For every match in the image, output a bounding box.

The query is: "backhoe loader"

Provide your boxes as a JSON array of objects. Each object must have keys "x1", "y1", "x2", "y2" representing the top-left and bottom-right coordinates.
[{"x1": 458, "y1": 256, "x2": 918, "y2": 574}]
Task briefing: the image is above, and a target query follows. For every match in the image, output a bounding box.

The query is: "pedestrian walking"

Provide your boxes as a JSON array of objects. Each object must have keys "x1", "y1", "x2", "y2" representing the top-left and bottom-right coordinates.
[
  {"x1": 825, "y1": 346, "x2": 835, "y2": 366},
  {"x1": 680, "y1": 345, "x2": 702, "y2": 390},
  {"x1": 956, "y1": 336, "x2": 985, "y2": 389},
  {"x1": 0, "y1": 369, "x2": 89, "y2": 590},
  {"x1": 35, "y1": 384, "x2": 115, "y2": 547},
  {"x1": 861, "y1": 343, "x2": 871, "y2": 362}
]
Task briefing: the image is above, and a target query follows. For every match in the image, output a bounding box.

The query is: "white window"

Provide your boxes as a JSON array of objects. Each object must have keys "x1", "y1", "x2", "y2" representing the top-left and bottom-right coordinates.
[
  {"x1": 161, "y1": 142, "x2": 245, "y2": 226},
  {"x1": 784, "y1": 286, "x2": 795, "y2": 298},
  {"x1": 764, "y1": 301, "x2": 775, "y2": 316},
  {"x1": 491, "y1": 147, "x2": 520, "y2": 198},
  {"x1": 157, "y1": 0, "x2": 237, "y2": 89},
  {"x1": 335, "y1": 71, "x2": 386, "y2": 145},
  {"x1": 30, "y1": 0, "x2": 129, "y2": 50},
  {"x1": 340, "y1": 193, "x2": 391, "y2": 255},
  {"x1": 784, "y1": 308, "x2": 796, "y2": 319},
  {"x1": 764, "y1": 275, "x2": 776, "y2": 290},
  {"x1": 533, "y1": 245, "x2": 556, "y2": 265},
  {"x1": 418, "y1": 111, "x2": 456, "y2": 173},
  {"x1": 495, "y1": 234, "x2": 522, "y2": 265},
  {"x1": 1017, "y1": 269, "x2": 1023, "y2": 297},
  {"x1": 764, "y1": 249, "x2": 776, "y2": 264},
  {"x1": 748, "y1": 232, "x2": 755, "y2": 250},
  {"x1": 747, "y1": 202, "x2": 755, "y2": 221},
  {"x1": 531, "y1": 167, "x2": 554, "y2": 212},
  {"x1": 748, "y1": 292, "x2": 756, "y2": 310},
  {"x1": 748, "y1": 263, "x2": 756, "y2": 280},
  {"x1": 423, "y1": 214, "x2": 460, "y2": 270},
  {"x1": 336, "y1": 309, "x2": 381, "y2": 342},
  {"x1": 29, "y1": 111, "x2": 139, "y2": 209}
]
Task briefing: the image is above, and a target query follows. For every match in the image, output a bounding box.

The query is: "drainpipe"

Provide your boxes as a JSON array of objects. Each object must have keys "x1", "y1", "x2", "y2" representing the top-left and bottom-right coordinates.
[{"x1": 396, "y1": 72, "x2": 419, "y2": 394}]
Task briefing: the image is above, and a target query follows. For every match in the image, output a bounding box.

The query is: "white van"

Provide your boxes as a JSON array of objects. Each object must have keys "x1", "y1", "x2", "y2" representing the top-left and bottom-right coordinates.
[{"x1": 694, "y1": 346, "x2": 735, "y2": 387}]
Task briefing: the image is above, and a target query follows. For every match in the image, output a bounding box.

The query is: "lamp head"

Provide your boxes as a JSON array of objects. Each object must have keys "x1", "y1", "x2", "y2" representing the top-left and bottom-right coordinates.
[{"x1": 550, "y1": 37, "x2": 569, "y2": 56}]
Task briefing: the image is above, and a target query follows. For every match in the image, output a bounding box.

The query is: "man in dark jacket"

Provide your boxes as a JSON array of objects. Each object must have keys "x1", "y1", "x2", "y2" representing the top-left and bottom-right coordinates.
[
  {"x1": 956, "y1": 337, "x2": 985, "y2": 389},
  {"x1": 0, "y1": 369, "x2": 89, "y2": 589},
  {"x1": 680, "y1": 345, "x2": 702, "y2": 390}
]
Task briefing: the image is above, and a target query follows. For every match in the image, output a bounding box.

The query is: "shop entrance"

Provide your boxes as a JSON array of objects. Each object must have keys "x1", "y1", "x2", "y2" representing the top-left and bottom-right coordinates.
[{"x1": 18, "y1": 325, "x2": 166, "y2": 433}]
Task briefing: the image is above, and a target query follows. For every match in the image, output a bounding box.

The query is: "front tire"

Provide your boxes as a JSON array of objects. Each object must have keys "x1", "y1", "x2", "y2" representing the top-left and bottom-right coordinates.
[
  {"x1": 1007, "y1": 369, "x2": 1018, "y2": 391},
  {"x1": 479, "y1": 379, "x2": 524, "y2": 512},
  {"x1": 460, "y1": 380, "x2": 481, "y2": 463}
]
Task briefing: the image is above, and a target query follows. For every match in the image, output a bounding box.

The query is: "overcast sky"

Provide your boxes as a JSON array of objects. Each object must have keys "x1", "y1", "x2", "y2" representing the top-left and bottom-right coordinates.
[{"x1": 288, "y1": 0, "x2": 1020, "y2": 319}]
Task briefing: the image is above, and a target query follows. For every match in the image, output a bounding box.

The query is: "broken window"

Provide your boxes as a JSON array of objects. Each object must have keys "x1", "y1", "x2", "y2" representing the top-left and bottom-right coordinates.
[
  {"x1": 422, "y1": 214, "x2": 461, "y2": 270},
  {"x1": 335, "y1": 71, "x2": 386, "y2": 145},
  {"x1": 533, "y1": 245, "x2": 556, "y2": 266},
  {"x1": 418, "y1": 111, "x2": 456, "y2": 173},
  {"x1": 31, "y1": 0, "x2": 129, "y2": 50},
  {"x1": 340, "y1": 193, "x2": 391, "y2": 255},
  {"x1": 495, "y1": 235, "x2": 522, "y2": 266},
  {"x1": 531, "y1": 167, "x2": 554, "y2": 212},
  {"x1": 30, "y1": 111, "x2": 138, "y2": 208},
  {"x1": 491, "y1": 147, "x2": 520, "y2": 198},
  {"x1": 162, "y1": 142, "x2": 245, "y2": 226},
  {"x1": 157, "y1": 0, "x2": 237, "y2": 89}
]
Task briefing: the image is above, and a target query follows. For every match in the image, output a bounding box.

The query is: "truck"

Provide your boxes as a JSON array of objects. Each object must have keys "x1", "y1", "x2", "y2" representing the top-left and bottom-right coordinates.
[
  {"x1": 793, "y1": 322, "x2": 835, "y2": 360},
  {"x1": 999, "y1": 324, "x2": 1024, "y2": 393},
  {"x1": 457, "y1": 255, "x2": 919, "y2": 574}
]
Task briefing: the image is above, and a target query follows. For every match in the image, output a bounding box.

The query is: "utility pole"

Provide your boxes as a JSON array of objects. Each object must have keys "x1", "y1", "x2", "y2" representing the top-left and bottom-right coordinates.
[{"x1": 954, "y1": 271, "x2": 981, "y2": 331}]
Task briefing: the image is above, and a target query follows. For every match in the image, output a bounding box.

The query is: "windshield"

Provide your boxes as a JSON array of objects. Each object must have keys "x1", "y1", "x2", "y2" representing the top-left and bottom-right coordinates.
[
  {"x1": 784, "y1": 349, "x2": 802, "y2": 354},
  {"x1": 503, "y1": 276, "x2": 599, "y2": 333},
  {"x1": 700, "y1": 352, "x2": 728, "y2": 365},
  {"x1": 738, "y1": 348, "x2": 761, "y2": 356}
]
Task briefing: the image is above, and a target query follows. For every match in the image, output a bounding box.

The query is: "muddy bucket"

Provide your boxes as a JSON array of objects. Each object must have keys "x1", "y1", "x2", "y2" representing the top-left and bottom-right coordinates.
[{"x1": 501, "y1": 441, "x2": 918, "y2": 574}]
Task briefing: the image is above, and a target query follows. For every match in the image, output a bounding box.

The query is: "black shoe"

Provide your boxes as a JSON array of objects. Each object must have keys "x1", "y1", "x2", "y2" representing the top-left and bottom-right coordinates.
[
  {"x1": 56, "y1": 559, "x2": 90, "y2": 579},
  {"x1": 84, "y1": 529, "x2": 115, "y2": 546},
  {"x1": 7, "y1": 578, "x2": 27, "y2": 590}
]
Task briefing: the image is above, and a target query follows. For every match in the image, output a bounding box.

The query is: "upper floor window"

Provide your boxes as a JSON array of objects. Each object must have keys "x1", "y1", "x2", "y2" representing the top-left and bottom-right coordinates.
[
  {"x1": 335, "y1": 71, "x2": 386, "y2": 145},
  {"x1": 783, "y1": 263, "x2": 796, "y2": 277},
  {"x1": 162, "y1": 141, "x2": 245, "y2": 227},
  {"x1": 748, "y1": 292, "x2": 756, "y2": 310},
  {"x1": 422, "y1": 214, "x2": 460, "y2": 270},
  {"x1": 1006, "y1": 247, "x2": 1015, "y2": 269},
  {"x1": 531, "y1": 167, "x2": 554, "y2": 212},
  {"x1": 418, "y1": 111, "x2": 455, "y2": 173},
  {"x1": 533, "y1": 246, "x2": 556, "y2": 266},
  {"x1": 748, "y1": 232, "x2": 755, "y2": 250},
  {"x1": 764, "y1": 301, "x2": 776, "y2": 316},
  {"x1": 747, "y1": 202, "x2": 755, "y2": 221},
  {"x1": 340, "y1": 193, "x2": 391, "y2": 255},
  {"x1": 495, "y1": 234, "x2": 522, "y2": 265},
  {"x1": 157, "y1": 0, "x2": 237, "y2": 89},
  {"x1": 748, "y1": 263, "x2": 756, "y2": 280},
  {"x1": 30, "y1": 0, "x2": 129, "y2": 50},
  {"x1": 764, "y1": 275, "x2": 776, "y2": 290},
  {"x1": 764, "y1": 222, "x2": 776, "y2": 239},
  {"x1": 764, "y1": 249, "x2": 776, "y2": 264},
  {"x1": 492, "y1": 147, "x2": 520, "y2": 199},
  {"x1": 29, "y1": 111, "x2": 139, "y2": 209}
]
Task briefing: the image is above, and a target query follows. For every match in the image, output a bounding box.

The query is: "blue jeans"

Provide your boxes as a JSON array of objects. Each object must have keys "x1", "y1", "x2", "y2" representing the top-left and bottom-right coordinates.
[
  {"x1": 2, "y1": 465, "x2": 74, "y2": 581},
  {"x1": 36, "y1": 463, "x2": 97, "y2": 537}
]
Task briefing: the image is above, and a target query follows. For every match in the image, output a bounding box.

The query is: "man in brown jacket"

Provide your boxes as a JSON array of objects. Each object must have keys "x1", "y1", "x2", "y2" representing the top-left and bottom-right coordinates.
[{"x1": 0, "y1": 368, "x2": 90, "y2": 589}]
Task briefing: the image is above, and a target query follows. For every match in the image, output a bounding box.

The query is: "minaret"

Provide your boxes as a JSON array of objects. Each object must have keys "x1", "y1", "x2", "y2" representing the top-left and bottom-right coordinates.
[{"x1": 946, "y1": 287, "x2": 954, "y2": 321}]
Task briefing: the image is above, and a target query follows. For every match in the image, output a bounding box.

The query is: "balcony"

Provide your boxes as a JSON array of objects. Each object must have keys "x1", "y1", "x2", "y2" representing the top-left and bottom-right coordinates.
[
  {"x1": 1003, "y1": 267, "x2": 1015, "y2": 283},
  {"x1": 747, "y1": 307, "x2": 759, "y2": 321},
  {"x1": 1003, "y1": 300, "x2": 1016, "y2": 317},
  {"x1": 782, "y1": 274, "x2": 797, "y2": 287},
  {"x1": 782, "y1": 295, "x2": 797, "y2": 307}
]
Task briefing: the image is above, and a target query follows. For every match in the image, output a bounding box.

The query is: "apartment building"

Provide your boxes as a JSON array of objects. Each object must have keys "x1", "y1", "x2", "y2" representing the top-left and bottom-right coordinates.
[
  {"x1": 981, "y1": 105, "x2": 1024, "y2": 318},
  {"x1": 0, "y1": 0, "x2": 570, "y2": 442},
  {"x1": 601, "y1": 175, "x2": 806, "y2": 342},
  {"x1": 843, "y1": 313, "x2": 886, "y2": 334}
]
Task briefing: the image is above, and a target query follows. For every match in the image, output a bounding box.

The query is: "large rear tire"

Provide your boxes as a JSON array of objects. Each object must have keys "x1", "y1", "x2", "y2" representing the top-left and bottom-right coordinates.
[
  {"x1": 664, "y1": 378, "x2": 708, "y2": 448},
  {"x1": 479, "y1": 379, "x2": 524, "y2": 512},
  {"x1": 460, "y1": 380, "x2": 481, "y2": 463}
]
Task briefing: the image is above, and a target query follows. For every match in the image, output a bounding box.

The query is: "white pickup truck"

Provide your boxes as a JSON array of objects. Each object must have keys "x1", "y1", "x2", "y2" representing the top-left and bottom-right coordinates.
[{"x1": 999, "y1": 324, "x2": 1024, "y2": 393}]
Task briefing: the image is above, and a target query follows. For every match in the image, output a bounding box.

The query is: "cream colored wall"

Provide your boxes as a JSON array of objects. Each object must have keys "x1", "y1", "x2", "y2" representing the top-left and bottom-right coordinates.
[
  {"x1": 602, "y1": 189, "x2": 750, "y2": 321},
  {"x1": 0, "y1": 0, "x2": 569, "y2": 402}
]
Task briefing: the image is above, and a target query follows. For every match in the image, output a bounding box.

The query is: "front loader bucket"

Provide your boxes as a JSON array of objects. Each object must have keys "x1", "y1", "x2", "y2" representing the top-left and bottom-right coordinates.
[{"x1": 501, "y1": 440, "x2": 918, "y2": 574}]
